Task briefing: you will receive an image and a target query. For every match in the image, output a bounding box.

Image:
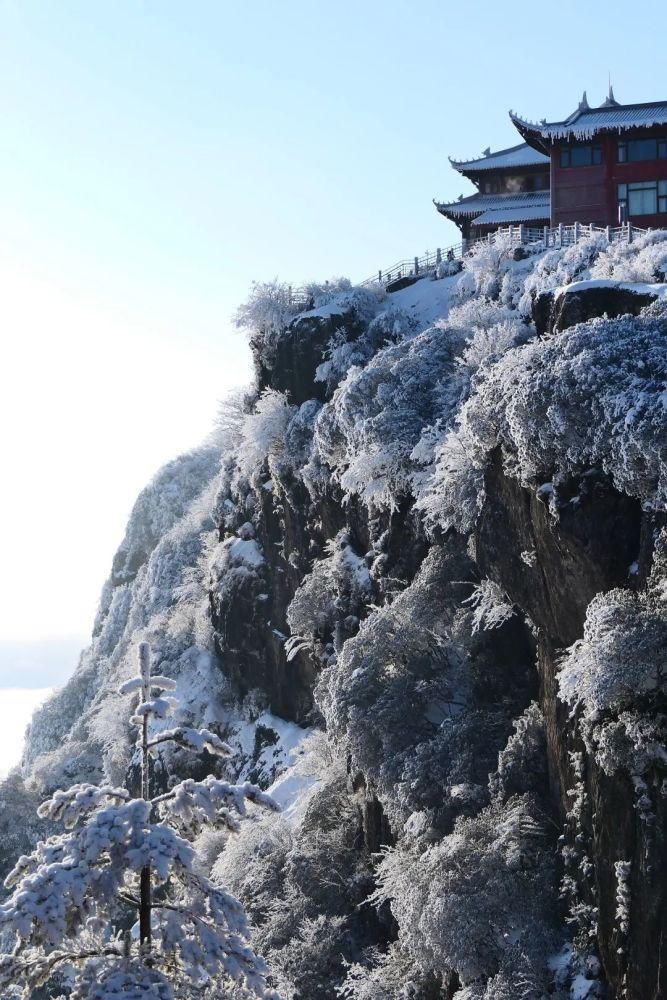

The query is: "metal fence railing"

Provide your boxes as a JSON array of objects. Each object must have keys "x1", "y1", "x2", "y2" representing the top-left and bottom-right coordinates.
[
  {"x1": 284, "y1": 223, "x2": 652, "y2": 307},
  {"x1": 357, "y1": 221, "x2": 650, "y2": 289}
]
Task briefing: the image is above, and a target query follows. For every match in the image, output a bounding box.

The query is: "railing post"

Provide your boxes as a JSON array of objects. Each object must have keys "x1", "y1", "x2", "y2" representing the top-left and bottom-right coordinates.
[
  {"x1": 589, "y1": 223, "x2": 594, "y2": 237},
  {"x1": 519, "y1": 223, "x2": 525, "y2": 244},
  {"x1": 558, "y1": 223, "x2": 563, "y2": 247},
  {"x1": 605, "y1": 225, "x2": 611, "y2": 243},
  {"x1": 378, "y1": 270, "x2": 382, "y2": 283},
  {"x1": 574, "y1": 221, "x2": 581, "y2": 243},
  {"x1": 508, "y1": 224, "x2": 513, "y2": 243},
  {"x1": 627, "y1": 223, "x2": 633, "y2": 244},
  {"x1": 436, "y1": 248, "x2": 442, "y2": 265},
  {"x1": 543, "y1": 225, "x2": 549, "y2": 247},
  {"x1": 288, "y1": 284, "x2": 293, "y2": 304},
  {"x1": 414, "y1": 256, "x2": 419, "y2": 275}
]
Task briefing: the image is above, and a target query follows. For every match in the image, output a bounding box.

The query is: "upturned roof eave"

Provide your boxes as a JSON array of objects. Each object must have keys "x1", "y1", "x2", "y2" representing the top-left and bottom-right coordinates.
[
  {"x1": 510, "y1": 100, "x2": 667, "y2": 149},
  {"x1": 448, "y1": 142, "x2": 548, "y2": 175},
  {"x1": 509, "y1": 112, "x2": 552, "y2": 155},
  {"x1": 433, "y1": 190, "x2": 550, "y2": 220},
  {"x1": 434, "y1": 200, "x2": 481, "y2": 219}
]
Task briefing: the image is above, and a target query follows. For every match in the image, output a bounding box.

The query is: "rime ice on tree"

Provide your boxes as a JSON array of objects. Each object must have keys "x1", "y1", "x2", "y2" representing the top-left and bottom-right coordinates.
[{"x1": 0, "y1": 641, "x2": 280, "y2": 1000}]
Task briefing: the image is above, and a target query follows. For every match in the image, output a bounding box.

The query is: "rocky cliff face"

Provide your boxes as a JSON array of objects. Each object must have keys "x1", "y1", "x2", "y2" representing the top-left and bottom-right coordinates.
[
  {"x1": 474, "y1": 426, "x2": 663, "y2": 1000},
  {"x1": 209, "y1": 252, "x2": 666, "y2": 998},
  {"x1": 8, "y1": 235, "x2": 667, "y2": 1000}
]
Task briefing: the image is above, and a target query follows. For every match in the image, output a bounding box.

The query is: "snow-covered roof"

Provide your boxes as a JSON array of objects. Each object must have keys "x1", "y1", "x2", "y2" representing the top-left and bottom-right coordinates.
[
  {"x1": 435, "y1": 190, "x2": 550, "y2": 220},
  {"x1": 450, "y1": 142, "x2": 549, "y2": 174},
  {"x1": 471, "y1": 202, "x2": 551, "y2": 226},
  {"x1": 511, "y1": 98, "x2": 667, "y2": 151}
]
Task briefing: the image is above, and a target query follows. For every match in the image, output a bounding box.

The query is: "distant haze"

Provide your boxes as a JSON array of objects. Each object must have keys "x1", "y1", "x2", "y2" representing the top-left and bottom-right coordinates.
[
  {"x1": 0, "y1": 638, "x2": 84, "y2": 775},
  {"x1": 0, "y1": 637, "x2": 86, "y2": 689},
  {"x1": 0, "y1": 688, "x2": 53, "y2": 777}
]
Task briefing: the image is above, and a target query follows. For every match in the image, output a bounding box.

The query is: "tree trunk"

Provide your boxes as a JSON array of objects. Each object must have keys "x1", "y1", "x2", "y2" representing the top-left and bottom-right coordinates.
[{"x1": 139, "y1": 648, "x2": 152, "y2": 953}]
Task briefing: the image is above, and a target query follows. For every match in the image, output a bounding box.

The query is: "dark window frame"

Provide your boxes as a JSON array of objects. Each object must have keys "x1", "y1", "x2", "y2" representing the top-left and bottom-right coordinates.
[
  {"x1": 660, "y1": 179, "x2": 667, "y2": 213},
  {"x1": 618, "y1": 137, "x2": 667, "y2": 163},
  {"x1": 618, "y1": 180, "x2": 667, "y2": 217},
  {"x1": 560, "y1": 144, "x2": 603, "y2": 168}
]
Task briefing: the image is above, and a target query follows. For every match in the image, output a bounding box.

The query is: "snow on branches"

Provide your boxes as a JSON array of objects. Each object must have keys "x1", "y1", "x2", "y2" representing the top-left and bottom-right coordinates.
[
  {"x1": 370, "y1": 794, "x2": 556, "y2": 989},
  {"x1": 236, "y1": 390, "x2": 296, "y2": 483},
  {"x1": 309, "y1": 324, "x2": 467, "y2": 509},
  {"x1": 156, "y1": 777, "x2": 279, "y2": 836},
  {"x1": 287, "y1": 530, "x2": 373, "y2": 651},
  {"x1": 0, "y1": 643, "x2": 279, "y2": 1000},
  {"x1": 464, "y1": 579, "x2": 516, "y2": 634},
  {"x1": 36, "y1": 783, "x2": 130, "y2": 828},
  {"x1": 147, "y1": 726, "x2": 233, "y2": 757},
  {"x1": 417, "y1": 311, "x2": 667, "y2": 535},
  {"x1": 558, "y1": 588, "x2": 666, "y2": 716}
]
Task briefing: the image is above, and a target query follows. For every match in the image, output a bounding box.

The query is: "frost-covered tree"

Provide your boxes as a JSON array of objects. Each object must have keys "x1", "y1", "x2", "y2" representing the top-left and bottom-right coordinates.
[
  {"x1": 308, "y1": 324, "x2": 467, "y2": 509},
  {"x1": 371, "y1": 794, "x2": 558, "y2": 991},
  {"x1": 463, "y1": 579, "x2": 516, "y2": 635},
  {"x1": 314, "y1": 544, "x2": 530, "y2": 830},
  {"x1": 314, "y1": 305, "x2": 415, "y2": 393},
  {"x1": 517, "y1": 233, "x2": 609, "y2": 316},
  {"x1": 454, "y1": 234, "x2": 517, "y2": 302},
  {"x1": 234, "y1": 279, "x2": 305, "y2": 368},
  {"x1": 236, "y1": 390, "x2": 296, "y2": 484},
  {"x1": 0, "y1": 642, "x2": 279, "y2": 1000},
  {"x1": 416, "y1": 310, "x2": 667, "y2": 536},
  {"x1": 286, "y1": 529, "x2": 373, "y2": 658},
  {"x1": 589, "y1": 229, "x2": 667, "y2": 284}
]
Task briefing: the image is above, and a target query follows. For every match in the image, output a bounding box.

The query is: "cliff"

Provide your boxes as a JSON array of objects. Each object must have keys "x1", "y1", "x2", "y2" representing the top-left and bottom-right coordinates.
[{"x1": 5, "y1": 232, "x2": 666, "y2": 1000}]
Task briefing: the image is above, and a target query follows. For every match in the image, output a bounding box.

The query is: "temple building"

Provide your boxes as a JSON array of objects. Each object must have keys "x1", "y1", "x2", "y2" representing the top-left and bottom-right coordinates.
[
  {"x1": 435, "y1": 143, "x2": 550, "y2": 240},
  {"x1": 436, "y1": 90, "x2": 667, "y2": 237}
]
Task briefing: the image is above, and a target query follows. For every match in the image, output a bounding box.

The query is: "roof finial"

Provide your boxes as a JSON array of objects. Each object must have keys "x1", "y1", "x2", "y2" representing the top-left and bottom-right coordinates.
[
  {"x1": 579, "y1": 90, "x2": 589, "y2": 111},
  {"x1": 482, "y1": 146, "x2": 491, "y2": 157},
  {"x1": 601, "y1": 76, "x2": 619, "y2": 107}
]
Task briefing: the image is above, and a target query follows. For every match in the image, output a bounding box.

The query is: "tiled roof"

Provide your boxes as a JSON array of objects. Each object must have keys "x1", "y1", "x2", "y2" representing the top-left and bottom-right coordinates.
[
  {"x1": 511, "y1": 100, "x2": 667, "y2": 149},
  {"x1": 435, "y1": 190, "x2": 550, "y2": 219},
  {"x1": 471, "y1": 203, "x2": 551, "y2": 225},
  {"x1": 450, "y1": 142, "x2": 549, "y2": 173}
]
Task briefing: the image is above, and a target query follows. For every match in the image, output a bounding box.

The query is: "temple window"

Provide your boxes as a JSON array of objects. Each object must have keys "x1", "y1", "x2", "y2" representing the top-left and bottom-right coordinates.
[
  {"x1": 560, "y1": 145, "x2": 603, "y2": 167},
  {"x1": 618, "y1": 180, "x2": 667, "y2": 216},
  {"x1": 618, "y1": 138, "x2": 667, "y2": 162}
]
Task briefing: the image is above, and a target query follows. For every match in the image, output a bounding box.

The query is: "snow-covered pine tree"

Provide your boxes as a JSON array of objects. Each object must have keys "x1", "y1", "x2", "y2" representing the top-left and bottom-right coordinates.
[{"x1": 0, "y1": 642, "x2": 280, "y2": 1000}]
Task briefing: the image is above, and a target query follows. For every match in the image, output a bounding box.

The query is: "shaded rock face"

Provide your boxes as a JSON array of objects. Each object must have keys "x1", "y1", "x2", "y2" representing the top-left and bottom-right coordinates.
[
  {"x1": 210, "y1": 471, "x2": 430, "y2": 724},
  {"x1": 533, "y1": 283, "x2": 660, "y2": 336},
  {"x1": 210, "y1": 473, "x2": 319, "y2": 721},
  {"x1": 254, "y1": 309, "x2": 366, "y2": 405},
  {"x1": 350, "y1": 769, "x2": 394, "y2": 854},
  {"x1": 474, "y1": 450, "x2": 664, "y2": 1000},
  {"x1": 474, "y1": 453, "x2": 642, "y2": 649}
]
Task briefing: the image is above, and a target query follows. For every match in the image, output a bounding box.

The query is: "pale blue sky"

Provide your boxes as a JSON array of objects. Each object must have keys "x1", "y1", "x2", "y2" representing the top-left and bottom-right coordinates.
[{"x1": 0, "y1": 0, "x2": 664, "y2": 647}]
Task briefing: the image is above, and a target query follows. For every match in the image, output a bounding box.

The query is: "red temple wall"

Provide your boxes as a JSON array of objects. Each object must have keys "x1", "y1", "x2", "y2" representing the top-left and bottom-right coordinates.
[{"x1": 551, "y1": 128, "x2": 667, "y2": 227}]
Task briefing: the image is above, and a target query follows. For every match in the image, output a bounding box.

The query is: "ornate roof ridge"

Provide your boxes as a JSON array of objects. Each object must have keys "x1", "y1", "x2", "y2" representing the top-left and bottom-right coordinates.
[
  {"x1": 512, "y1": 97, "x2": 667, "y2": 131},
  {"x1": 449, "y1": 140, "x2": 540, "y2": 168}
]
